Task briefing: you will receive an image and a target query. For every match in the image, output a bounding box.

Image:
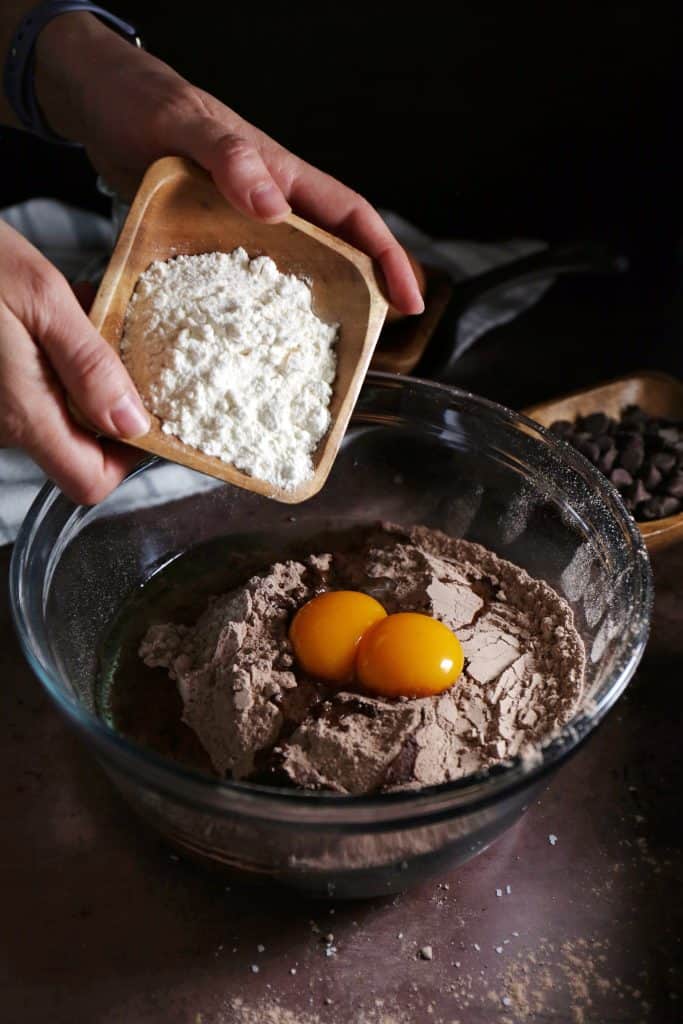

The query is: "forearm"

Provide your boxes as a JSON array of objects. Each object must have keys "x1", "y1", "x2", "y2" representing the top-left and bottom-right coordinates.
[
  {"x1": 36, "y1": 11, "x2": 129, "y2": 141},
  {"x1": 1, "y1": 6, "x2": 137, "y2": 140}
]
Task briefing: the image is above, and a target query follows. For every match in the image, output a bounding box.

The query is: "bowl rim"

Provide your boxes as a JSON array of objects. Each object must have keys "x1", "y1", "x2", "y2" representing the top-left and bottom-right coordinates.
[{"x1": 9, "y1": 372, "x2": 654, "y2": 826}]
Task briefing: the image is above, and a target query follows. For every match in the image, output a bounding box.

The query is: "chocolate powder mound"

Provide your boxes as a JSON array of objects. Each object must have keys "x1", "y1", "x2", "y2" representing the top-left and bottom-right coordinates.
[{"x1": 139, "y1": 524, "x2": 585, "y2": 794}]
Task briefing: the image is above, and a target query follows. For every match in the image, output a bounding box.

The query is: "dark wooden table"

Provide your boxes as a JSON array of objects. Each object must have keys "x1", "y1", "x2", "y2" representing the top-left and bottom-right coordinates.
[
  {"x1": 2, "y1": 279, "x2": 682, "y2": 1023},
  {"x1": 2, "y1": 536, "x2": 681, "y2": 1024}
]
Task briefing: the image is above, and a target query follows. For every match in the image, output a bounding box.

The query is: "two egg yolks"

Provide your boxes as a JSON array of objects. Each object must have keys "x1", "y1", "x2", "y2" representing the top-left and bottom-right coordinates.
[{"x1": 288, "y1": 591, "x2": 464, "y2": 699}]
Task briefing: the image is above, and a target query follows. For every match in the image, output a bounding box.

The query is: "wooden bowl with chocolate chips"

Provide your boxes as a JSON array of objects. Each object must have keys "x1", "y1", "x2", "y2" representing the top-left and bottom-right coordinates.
[{"x1": 524, "y1": 371, "x2": 683, "y2": 552}]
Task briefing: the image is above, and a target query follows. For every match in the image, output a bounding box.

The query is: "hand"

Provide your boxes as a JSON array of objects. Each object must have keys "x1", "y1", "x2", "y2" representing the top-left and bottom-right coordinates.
[
  {"x1": 35, "y1": 14, "x2": 424, "y2": 315},
  {"x1": 0, "y1": 220, "x2": 149, "y2": 503}
]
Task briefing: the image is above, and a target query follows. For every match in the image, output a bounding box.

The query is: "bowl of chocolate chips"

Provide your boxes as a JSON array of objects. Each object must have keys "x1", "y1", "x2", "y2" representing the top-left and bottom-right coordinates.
[{"x1": 526, "y1": 371, "x2": 683, "y2": 552}]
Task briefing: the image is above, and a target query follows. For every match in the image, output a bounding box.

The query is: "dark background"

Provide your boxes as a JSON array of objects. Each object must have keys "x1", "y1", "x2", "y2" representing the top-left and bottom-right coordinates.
[{"x1": 1, "y1": 3, "x2": 681, "y2": 398}]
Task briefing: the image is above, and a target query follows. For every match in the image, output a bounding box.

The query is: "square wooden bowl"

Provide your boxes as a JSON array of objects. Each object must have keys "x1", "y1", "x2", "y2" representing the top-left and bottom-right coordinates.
[
  {"x1": 524, "y1": 371, "x2": 683, "y2": 551},
  {"x1": 371, "y1": 266, "x2": 453, "y2": 374},
  {"x1": 86, "y1": 156, "x2": 388, "y2": 503}
]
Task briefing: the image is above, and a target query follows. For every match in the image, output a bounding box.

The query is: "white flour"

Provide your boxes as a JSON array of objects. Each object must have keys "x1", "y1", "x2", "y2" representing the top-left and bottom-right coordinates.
[{"x1": 120, "y1": 249, "x2": 338, "y2": 489}]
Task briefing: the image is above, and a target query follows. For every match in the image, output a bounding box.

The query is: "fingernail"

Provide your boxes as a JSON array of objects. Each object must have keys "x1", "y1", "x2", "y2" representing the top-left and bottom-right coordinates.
[
  {"x1": 403, "y1": 296, "x2": 425, "y2": 316},
  {"x1": 111, "y1": 392, "x2": 150, "y2": 438},
  {"x1": 250, "y1": 183, "x2": 290, "y2": 219}
]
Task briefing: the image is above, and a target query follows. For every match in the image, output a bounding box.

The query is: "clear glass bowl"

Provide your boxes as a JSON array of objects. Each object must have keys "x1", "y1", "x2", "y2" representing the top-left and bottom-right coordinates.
[{"x1": 10, "y1": 374, "x2": 652, "y2": 898}]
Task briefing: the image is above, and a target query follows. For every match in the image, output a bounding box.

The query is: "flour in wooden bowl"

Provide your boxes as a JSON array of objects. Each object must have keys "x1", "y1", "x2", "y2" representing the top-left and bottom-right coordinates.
[{"x1": 120, "y1": 249, "x2": 338, "y2": 489}]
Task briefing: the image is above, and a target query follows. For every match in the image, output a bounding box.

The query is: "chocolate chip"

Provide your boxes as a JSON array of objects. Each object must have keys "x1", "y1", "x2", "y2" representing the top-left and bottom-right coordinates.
[
  {"x1": 666, "y1": 471, "x2": 683, "y2": 500},
  {"x1": 595, "y1": 433, "x2": 614, "y2": 453},
  {"x1": 574, "y1": 431, "x2": 593, "y2": 446},
  {"x1": 610, "y1": 468, "x2": 633, "y2": 490},
  {"x1": 581, "y1": 412, "x2": 610, "y2": 435},
  {"x1": 642, "y1": 463, "x2": 663, "y2": 490},
  {"x1": 653, "y1": 452, "x2": 676, "y2": 475},
  {"x1": 617, "y1": 429, "x2": 644, "y2": 448},
  {"x1": 638, "y1": 503, "x2": 657, "y2": 521},
  {"x1": 663, "y1": 496, "x2": 682, "y2": 516},
  {"x1": 624, "y1": 479, "x2": 651, "y2": 506},
  {"x1": 620, "y1": 419, "x2": 645, "y2": 435},
  {"x1": 645, "y1": 432, "x2": 667, "y2": 453},
  {"x1": 659, "y1": 426, "x2": 681, "y2": 446},
  {"x1": 549, "y1": 419, "x2": 574, "y2": 438},
  {"x1": 618, "y1": 445, "x2": 644, "y2": 474},
  {"x1": 642, "y1": 495, "x2": 681, "y2": 519},
  {"x1": 577, "y1": 440, "x2": 601, "y2": 463},
  {"x1": 598, "y1": 449, "x2": 618, "y2": 474}
]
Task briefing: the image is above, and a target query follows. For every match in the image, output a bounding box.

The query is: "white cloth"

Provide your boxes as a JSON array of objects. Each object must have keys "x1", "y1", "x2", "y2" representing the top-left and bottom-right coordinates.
[{"x1": 0, "y1": 197, "x2": 551, "y2": 544}]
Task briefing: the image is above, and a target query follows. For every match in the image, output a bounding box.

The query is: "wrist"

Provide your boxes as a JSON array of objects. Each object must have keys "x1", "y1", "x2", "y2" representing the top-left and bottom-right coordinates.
[{"x1": 34, "y1": 11, "x2": 122, "y2": 141}]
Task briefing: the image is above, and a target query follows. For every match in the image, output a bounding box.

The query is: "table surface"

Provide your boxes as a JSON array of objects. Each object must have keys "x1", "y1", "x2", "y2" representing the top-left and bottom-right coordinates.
[{"x1": 2, "y1": 280, "x2": 682, "y2": 1024}]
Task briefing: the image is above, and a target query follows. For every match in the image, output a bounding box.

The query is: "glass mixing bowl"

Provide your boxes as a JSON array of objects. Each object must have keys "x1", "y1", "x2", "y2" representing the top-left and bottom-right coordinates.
[{"x1": 10, "y1": 374, "x2": 652, "y2": 898}]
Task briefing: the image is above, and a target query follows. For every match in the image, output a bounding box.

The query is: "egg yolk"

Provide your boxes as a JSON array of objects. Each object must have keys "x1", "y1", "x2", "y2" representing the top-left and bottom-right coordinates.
[
  {"x1": 289, "y1": 591, "x2": 387, "y2": 684},
  {"x1": 356, "y1": 612, "x2": 464, "y2": 698}
]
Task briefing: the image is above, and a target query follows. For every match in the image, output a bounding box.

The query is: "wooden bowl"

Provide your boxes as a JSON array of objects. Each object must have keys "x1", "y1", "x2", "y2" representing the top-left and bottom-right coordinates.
[
  {"x1": 524, "y1": 371, "x2": 683, "y2": 552},
  {"x1": 372, "y1": 265, "x2": 453, "y2": 374},
  {"x1": 87, "y1": 156, "x2": 388, "y2": 503}
]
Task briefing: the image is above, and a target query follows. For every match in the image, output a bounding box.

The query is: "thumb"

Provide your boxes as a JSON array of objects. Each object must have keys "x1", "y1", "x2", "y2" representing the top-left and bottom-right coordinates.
[{"x1": 34, "y1": 268, "x2": 150, "y2": 440}]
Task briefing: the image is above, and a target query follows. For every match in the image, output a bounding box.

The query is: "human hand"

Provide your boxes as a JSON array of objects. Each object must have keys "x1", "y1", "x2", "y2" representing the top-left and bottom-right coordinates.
[
  {"x1": 0, "y1": 220, "x2": 149, "y2": 503},
  {"x1": 35, "y1": 14, "x2": 424, "y2": 316}
]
